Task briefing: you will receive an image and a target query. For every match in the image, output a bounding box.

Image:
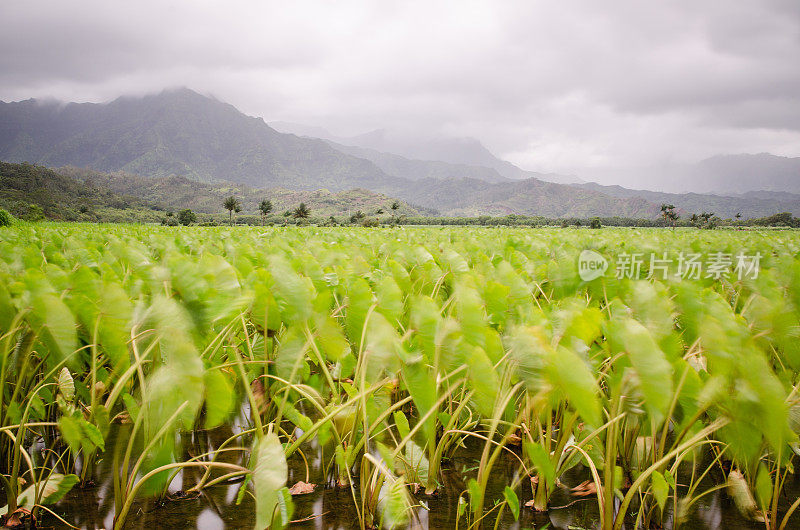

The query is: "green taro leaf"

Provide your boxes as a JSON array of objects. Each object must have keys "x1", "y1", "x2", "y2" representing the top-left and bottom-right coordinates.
[
  {"x1": 504, "y1": 486, "x2": 520, "y2": 520},
  {"x1": 30, "y1": 293, "x2": 77, "y2": 367},
  {"x1": 56, "y1": 367, "x2": 75, "y2": 402},
  {"x1": 393, "y1": 410, "x2": 411, "y2": 441},
  {"x1": 0, "y1": 473, "x2": 79, "y2": 515},
  {"x1": 467, "y1": 346, "x2": 498, "y2": 417},
  {"x1": 607, "y1": 318, "x2": 673, "y2": 424},
  {"x1": 524, "y1": 442, "x2": 555, "y2": 486},
  {"x1": 651, "y1": 470, "x2": 669, "y2": 512},
  {"x1": 549, "y1": 345, "x2": 601, "y2": 426},
  {"x1": 204, "y1": 368, "x2": 235, "y2": 429},
  {"x1": 314, "y1": 315, "x2": 351, "y2": 362},
  {"x1": 252, "y1": 433, "x2": 288, "y2": 530}
]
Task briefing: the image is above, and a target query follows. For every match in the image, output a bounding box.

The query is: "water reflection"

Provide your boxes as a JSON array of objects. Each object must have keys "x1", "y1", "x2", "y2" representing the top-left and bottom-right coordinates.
[{"x1": 42, "y1": 424, "x2": 797, "y2": 529}]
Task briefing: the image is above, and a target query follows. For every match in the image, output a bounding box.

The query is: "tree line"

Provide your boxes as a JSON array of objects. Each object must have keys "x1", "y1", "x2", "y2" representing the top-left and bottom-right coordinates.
[{"x1": 148, "y1": 198, "x2": 800, "y2": 229}]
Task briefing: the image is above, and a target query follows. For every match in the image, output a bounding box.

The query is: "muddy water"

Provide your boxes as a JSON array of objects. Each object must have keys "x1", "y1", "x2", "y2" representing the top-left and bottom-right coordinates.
[{"x1": 38, "y1": 423, "x2": 799, "y2": 529}]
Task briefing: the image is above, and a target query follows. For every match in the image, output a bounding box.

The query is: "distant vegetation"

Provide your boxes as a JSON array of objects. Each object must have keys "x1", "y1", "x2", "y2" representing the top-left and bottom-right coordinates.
[
  {"x1": 0, "y1": 209, "x2": 14, "y2": 227},
  {"x1": 0, "y1": 161, "x2": 162, "y2": 222},
  {"x1": 2, "y1": 162, "x2": 799, "y2": 229},
  {"x1": 0, "y1": 162, "x2": 428, "y2": 223}
]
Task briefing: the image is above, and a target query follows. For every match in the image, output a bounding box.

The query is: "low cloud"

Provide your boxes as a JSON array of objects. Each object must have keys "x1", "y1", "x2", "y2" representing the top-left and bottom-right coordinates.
[{"x1": 1, "y1": 0, "x2": 799, "y2": 182}]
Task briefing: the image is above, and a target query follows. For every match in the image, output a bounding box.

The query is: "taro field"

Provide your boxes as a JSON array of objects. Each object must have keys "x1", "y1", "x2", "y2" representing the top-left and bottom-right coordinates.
[{"x1": 0, "y1": 224, "x2": 799, "y2": 529}]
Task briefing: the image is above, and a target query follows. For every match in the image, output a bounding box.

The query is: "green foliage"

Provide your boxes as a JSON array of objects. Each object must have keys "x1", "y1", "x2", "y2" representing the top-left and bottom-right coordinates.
[
  {"x1": 0, "y1": 208, "x2": 14, "y2": 227},
  {"x1": 292, "y1": 202, "x2": 310, "y2": 219},
  {"x1": 0, "y1": 474, "x2": 79, "y2": 516},
  {"x1": 751, "y1": 211, "x2": 800, "y2": 228},
  {"x1": 0, "y1": 224, "x2": 798, "y2": 529},
  {"x1": 251, "y1": 433, "x2": 288, "y2": 529},
  {"x1": 0, "y1": 161, "x2": 162, "y2": 222},
  {"x1": 177, "y1": 208, "x2": 197, "y2": 225}
]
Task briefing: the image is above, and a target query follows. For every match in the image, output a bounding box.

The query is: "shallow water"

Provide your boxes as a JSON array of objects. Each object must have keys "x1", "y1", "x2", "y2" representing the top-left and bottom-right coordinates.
[{"x1": 36, "y1": 424, "x2": 799, "y2": 529}]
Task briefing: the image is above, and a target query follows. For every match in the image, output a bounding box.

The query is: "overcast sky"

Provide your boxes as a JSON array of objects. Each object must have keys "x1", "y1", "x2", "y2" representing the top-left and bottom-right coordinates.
[{"x1": 1, "y1": 0, "x2": 799, "y2": 181}]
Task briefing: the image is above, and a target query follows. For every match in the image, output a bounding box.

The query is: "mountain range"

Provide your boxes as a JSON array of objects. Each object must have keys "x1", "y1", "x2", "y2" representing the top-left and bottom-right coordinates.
[
  {"x1": 0, "y1": 161, "x2": 429, "y2": 222},
  {"x1": 1, "y1": 88, "x2": 798, "y2": 219},
  {"x1": 270, "y1": 122, "x2": 583, "y2": 185},
  {"x1": 676, "y1": 154, "x2": 800, "y2": 194}
]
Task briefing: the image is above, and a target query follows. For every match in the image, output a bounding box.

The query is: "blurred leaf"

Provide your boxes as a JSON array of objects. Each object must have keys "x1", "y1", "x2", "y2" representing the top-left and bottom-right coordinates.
[
  {"x1": 252, "y1": 433, "x2": 288, "y2": 530},
  {"x1": 1, "y1": 474, "x2": 79, "y2": 515},
  {"x1": 345, "y1": 277, "x2": 373, "y2": 347},
  {"x1": 30, "y1": 293, "x2": 77, "y2": 367},
  {"x1": 275, "y1": 326, "x2": 308, "y2": 383},
  {"x1": 376, "y1": 276, "x2": 404, "y2": 326},
  {"x1": 122, "y1": 393, "x2": 140, "y2": 424},
  {"x1": 467, "y1": 346, "x2": 498, "y2": 417},
  {"x1": 379, "y1": 476, "x2": 411, "y2": 529},
  {"x1": 755, "y1": 464, "x2": 773, "y2": 511},
  {"x1": 651, "y1": 470, "x2": 669, "y2": 512},
  {"x1": 524, "y1": 442, "x2": 555, "y2": 486},
  {"x1": 314, "y1": 316, "x2": 350, "y2": 362},
  {"x1": 56, "y1": 367, "x2": 74, "y2": 402},
  {"x1": 204, "y1": 368, "x2": 235, "y2": 429},
  {"x1": 549, "y1": 345, "x2": 601, "y2": 426},
  {"x1": 606, "y1": 318, "x2": 673, "y2": 423},
  {"x1": 393, "y1": 410, "x2": 410, "y2": 441},
  {"x1": 401, "y1": 359, "x2": 437, "y2": 448},
  {"x1": 504, "y1": 486, "x2": 520, "y2": 520}
]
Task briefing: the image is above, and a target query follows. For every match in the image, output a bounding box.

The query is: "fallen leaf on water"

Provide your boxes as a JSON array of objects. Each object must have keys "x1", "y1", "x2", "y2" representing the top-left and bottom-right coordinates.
[
  {"x1": 1, "y1": 508, "x2": 35, "y2": 530},
  {"x1": 288, "y1": 481, "x2": 316, "y2": 495},
  {"x1": 169, "y1": 490, "x2": 201, "y2": 500},
  {"x1": 570, "y1": 480, "x2": 597, "y2": 497}
]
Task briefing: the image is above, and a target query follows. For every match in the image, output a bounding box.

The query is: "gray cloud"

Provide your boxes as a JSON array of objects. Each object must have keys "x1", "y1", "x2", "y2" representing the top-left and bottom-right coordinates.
[{"x1": 1, "y1": 0, "x2": 799, "y2": 182}]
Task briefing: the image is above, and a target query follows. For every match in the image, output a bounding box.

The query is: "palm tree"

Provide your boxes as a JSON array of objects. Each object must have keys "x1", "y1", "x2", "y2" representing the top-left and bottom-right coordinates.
[
  {"x1": 224, "y1": 196, "x2": 240, "y2": 226},
  {"x1": 350, "y1": 210, "x2": 365, "y2": 224},
  {"x1": 660, "y1": 203, "x2": 678, "y2": 229},
  {"x1": 699, "y1": 211, "x2": 716, "y2": 229},
  {"x1": 293, "y1": 202, "x2": 310, "y2": 219},
  {"x1": 259, "y1": 199, "x2": 273, "y2": 224}
]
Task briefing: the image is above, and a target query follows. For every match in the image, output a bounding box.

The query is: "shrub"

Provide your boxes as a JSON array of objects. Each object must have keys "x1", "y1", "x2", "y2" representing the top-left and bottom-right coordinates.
[
  {"x1": 178, "y1": 209, "x2": 197, "y2": 226},
  {"x1": 0, "y1": 209, "x2": 14, "y2": 227},
  {"x1": 19, "y1": 203, "x2": 45, "y2": 221}
]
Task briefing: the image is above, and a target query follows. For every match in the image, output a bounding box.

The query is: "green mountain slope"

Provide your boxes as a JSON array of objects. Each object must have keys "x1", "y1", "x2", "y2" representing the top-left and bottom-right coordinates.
[
  {"x1": 0, "y1": 161, "x2": 161, "y2": 221},
  {"x1": 0, "y1": 89, "x2": 402, "y2": 191},
  {"x1": 0, "y1": 161, "x2": 427, "y2": 222},
  {"x1": 60, "y1": 166, "x2": 429, "y2": 218},
  {"x1": 394, "y1": 177, "x2": 657, "y2": 218},
  {"x1": 577, "y1": 182, "x2": 800, "y2": 218}
]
